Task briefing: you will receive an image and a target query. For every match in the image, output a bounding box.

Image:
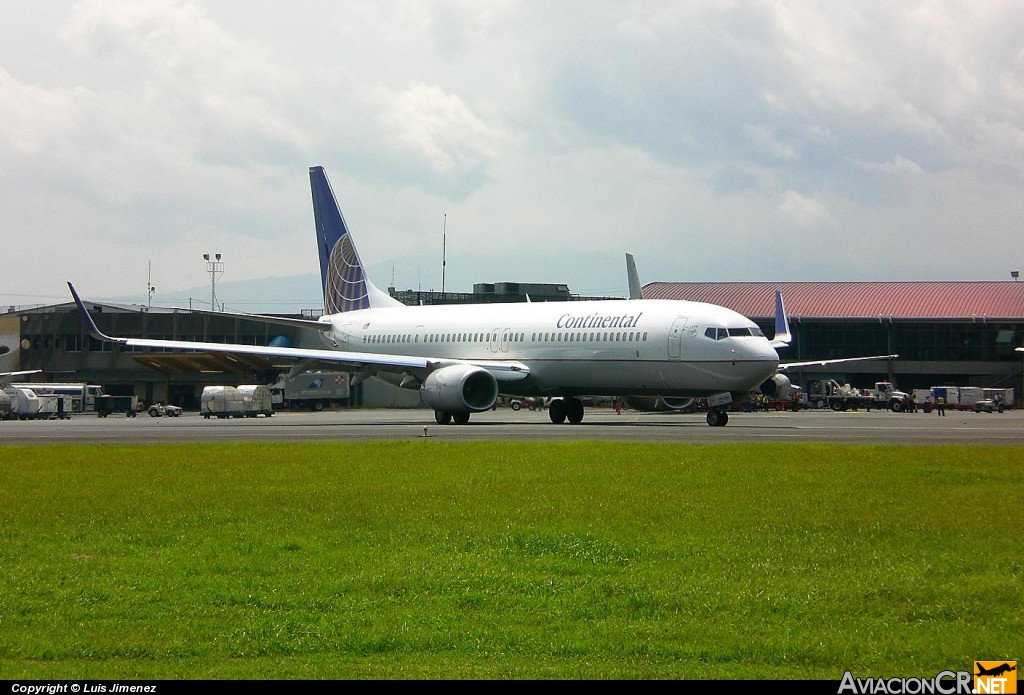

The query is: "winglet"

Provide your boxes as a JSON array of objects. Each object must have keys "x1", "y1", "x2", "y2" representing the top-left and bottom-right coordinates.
[
  {"x1": 625, "y1": 253, "x2": 643, "y2": 300},
  {"x1": 67, "y1": 283, "x2": 124, "y2": 344},
  {"x1": 771, "y1": 290, "x2": 792, "y2": 348}
]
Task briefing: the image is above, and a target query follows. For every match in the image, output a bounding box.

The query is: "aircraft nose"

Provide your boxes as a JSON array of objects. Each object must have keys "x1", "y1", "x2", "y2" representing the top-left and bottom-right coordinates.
[{"x1": 746, "y1": 339, "x2": 780, "y2": 362}]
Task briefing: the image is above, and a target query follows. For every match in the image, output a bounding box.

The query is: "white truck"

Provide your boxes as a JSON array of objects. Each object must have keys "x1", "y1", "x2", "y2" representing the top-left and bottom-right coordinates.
[
  {"x1": 270, "y1": 372, "x2": 350, "y2": 410},
  {"x1": 807, "y1": 380, "x2": 908, "y2": 412},
  {"x1": 861, "y1": 381, "x2": 910, "y2": 412},
  {"x1": 806, "y1": 379, "x2": 868, "y2": 411}
]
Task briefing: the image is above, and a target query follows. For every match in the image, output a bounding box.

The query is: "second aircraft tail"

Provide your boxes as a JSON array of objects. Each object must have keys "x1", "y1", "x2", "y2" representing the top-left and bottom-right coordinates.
[{"x1": 309, "y1": 166, "x2": 403, "y2": 314}]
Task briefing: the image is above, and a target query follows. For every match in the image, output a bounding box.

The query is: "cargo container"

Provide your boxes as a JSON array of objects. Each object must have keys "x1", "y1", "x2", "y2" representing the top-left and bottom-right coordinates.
[
  {"x1": 237, "y1": 384, "x2": 273, "y2": 417},
  {"x1": 3, "y1": 387, "x2": 42, "y2": 420},
  {"x1": 201, "y1": 385, "x2": 245, "y2": 419}
]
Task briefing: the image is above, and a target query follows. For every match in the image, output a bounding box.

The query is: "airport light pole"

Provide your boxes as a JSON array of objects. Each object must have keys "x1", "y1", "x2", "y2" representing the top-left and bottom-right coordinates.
[{"x1": 203, "y1": 253, "x2": 223, "y2": 311}]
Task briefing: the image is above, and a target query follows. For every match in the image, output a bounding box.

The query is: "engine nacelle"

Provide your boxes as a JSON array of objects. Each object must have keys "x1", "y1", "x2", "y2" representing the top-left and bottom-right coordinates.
[
  {"x1": 623, "y1": 396, "x2": 695, "y2": 412},
  {"x1": 758, "y1": 373, "x2": 792, "y2": 399},
  {"x1": 421, "y1": 364, "x2": 499, "y2": 413}
]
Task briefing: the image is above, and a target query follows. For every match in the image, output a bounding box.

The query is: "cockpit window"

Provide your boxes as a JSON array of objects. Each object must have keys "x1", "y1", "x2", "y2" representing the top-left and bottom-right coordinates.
[
  {"x1": 706, "y1": 326, "x2": 765, "y2": 339},
  {"x1": 725, "y1": 326, "x2": 766, "y2": 338}
]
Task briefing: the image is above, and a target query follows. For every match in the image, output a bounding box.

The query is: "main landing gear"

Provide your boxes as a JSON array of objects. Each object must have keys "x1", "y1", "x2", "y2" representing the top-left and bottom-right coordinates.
[
  {"x1": 434, "y1": 410, "x2": 471, "y2": 425},
  {"x1": 547, "y1": 397, "x2": 585, "y2": 424}
]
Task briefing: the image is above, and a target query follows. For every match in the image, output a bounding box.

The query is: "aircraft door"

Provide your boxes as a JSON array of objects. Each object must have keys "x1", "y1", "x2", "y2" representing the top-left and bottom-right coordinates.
[
  {"x1": 667, "y1": 317, "x2": 690, "y2": 359},
  {"x1": 337, "y1": 322, "x2": 354, "y2": 347},
  {"x1": 489, "y1": 328, "x2": 500, "y2": 353},
  {"x1": 500, "y1": 328, "x2": 511, "y2": 353}
]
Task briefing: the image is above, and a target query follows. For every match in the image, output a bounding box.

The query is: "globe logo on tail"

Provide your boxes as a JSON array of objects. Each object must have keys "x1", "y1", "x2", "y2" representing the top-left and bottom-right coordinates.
[{"x1": 325, "y1": 235, "x2": 370, "y2": 314}]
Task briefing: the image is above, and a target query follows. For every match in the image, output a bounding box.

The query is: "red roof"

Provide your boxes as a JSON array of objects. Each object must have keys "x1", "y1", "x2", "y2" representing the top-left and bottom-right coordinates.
[{"x1": 642, "y1": 282, "x2": 1024, "y2": 320}]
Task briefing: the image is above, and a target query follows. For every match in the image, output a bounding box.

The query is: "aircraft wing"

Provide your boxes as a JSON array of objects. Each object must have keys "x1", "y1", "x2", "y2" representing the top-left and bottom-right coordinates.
[
  {"x1": 69, "y1": 283, "x2": 529, "y2": 382},
  {"x1": 175, "y1": 306, "x2": 333, "y2": 333},
  {"x1": 779, "y1": 354, "x2": 899, "y2": 371},
  {"x1": 1, "y1": 369, "x2": 42, "y2": 378},
  {"x1": 771, "y1": 291, "x2": 894, "y2": 366},
  {"x1": 0, "y1": 369, "x2": 43, "y2": 385}
]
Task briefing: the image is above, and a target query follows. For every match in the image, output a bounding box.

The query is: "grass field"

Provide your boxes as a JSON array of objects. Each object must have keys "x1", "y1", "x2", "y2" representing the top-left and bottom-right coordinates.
[{"x1": 0, "y1": 441, "x2": 1021, "y2": 680}]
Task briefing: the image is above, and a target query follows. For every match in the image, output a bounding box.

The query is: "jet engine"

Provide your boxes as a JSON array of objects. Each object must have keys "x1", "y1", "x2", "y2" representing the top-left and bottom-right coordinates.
[
  {"x1": 623, "y1": 396, "x2": 695, "y2": 412},
  {"x1": 758, "y1": 373, "x2": 792, "y2": 399},
  {"x1": 421, "y1": 364, "x2": 499, "y2": 413}
]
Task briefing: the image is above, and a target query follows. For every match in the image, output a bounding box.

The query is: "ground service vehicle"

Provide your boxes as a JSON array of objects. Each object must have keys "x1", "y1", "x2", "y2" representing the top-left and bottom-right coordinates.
[
  {"x1": 148, "y1": 402, "x2": 182, "y2": 417},
  {"x1": 916, "y1": 386, "x2": 1013, "y2": 412},
  {"x1": 861, "y1": 381, "x2": 909, "y2": 412},
  {"x1": 807, "y1": 380, "x2": 907, "y2": 412},
  {"x1": 95, "y1": 395, "x2": 139, "y2": 417},
  {"x1": 806, "y1": 380, "x2": 867, "y2": 411},
  {"x1": 270, "y1": 372, "x2": 349, "y2": 410},
  {"x1": 973, "y1": 398, "x2": 1000, "y2": 413},
  {"x1": 509, "y1": 397, "x2": 543, "y2": 411},
  {"x1": 201, "y1": 386, "x2": 245, "y2": 419},
  {"x1": 9, "y1": 382, "x2": 103, "y2": 412}
]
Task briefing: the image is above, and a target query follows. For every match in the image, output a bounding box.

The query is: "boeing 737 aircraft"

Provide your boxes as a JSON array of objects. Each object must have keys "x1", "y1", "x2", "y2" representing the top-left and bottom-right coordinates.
[{"x1": 70, "y1": 166, "x2": 894, "y2": 427}]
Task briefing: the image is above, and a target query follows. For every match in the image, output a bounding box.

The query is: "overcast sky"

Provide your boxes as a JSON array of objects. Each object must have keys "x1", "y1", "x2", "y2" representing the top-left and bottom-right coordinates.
[{"x1": 2, "y1": 1, "x2": 1023, "y2": 312}]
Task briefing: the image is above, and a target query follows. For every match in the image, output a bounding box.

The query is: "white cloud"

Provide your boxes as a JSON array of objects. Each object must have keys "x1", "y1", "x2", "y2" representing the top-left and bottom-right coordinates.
[
  {"x1": 1, "y1": 0, "x2": 1023, "y2": 309},
  {"x1": 779, "y1": 190, "x2": 832, "y2": 228},
  {"x1": 378, "y1": 82, "x2": 504, "y2": 175}
]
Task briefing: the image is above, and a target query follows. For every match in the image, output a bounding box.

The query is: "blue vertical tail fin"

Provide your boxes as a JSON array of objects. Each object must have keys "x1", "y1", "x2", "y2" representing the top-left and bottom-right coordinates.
[{"x1": 309, "y1": 166, "x2": 403, "y2": 313}]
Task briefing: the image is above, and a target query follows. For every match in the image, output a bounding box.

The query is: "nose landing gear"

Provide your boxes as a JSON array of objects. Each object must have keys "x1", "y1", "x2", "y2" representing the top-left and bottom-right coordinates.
[{"x1": 706, "y1": 409, "x2": 729, "y2": 427}]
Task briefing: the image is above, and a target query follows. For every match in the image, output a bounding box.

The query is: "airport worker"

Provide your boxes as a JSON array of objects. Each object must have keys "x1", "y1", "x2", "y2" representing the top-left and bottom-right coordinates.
[{"x1": 936, "y1": 394, "x2": 946, "y2": 416}]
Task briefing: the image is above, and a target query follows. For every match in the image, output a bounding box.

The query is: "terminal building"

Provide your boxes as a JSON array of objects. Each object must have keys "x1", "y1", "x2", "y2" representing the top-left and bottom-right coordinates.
[
  {"x1": 3, "y1": 280, "x2": 1023, "y2": 409},
  {"x1": 645, "y1": 281, "x2": 1024, "y2": 398}
]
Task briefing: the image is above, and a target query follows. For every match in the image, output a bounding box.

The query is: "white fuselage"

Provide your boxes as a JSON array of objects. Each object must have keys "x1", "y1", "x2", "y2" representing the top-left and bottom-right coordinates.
[{"x1": 321, "y1": 299, "x2": 780, "y2": 399}]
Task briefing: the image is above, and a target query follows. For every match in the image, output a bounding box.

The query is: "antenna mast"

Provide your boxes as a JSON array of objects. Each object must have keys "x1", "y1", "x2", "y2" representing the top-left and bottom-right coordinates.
[
  {"x1": 147, "y1": 261, "x2": 156, "y2": 308},
  {"x1": 442, "y1": 213, "x2": 447, "y2": 294}
]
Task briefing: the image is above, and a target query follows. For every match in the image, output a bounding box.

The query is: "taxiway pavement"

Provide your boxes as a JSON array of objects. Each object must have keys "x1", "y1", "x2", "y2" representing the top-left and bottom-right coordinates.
[{"x1": 2, "y1": 407, "x2": 1020, "y2": 445}]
